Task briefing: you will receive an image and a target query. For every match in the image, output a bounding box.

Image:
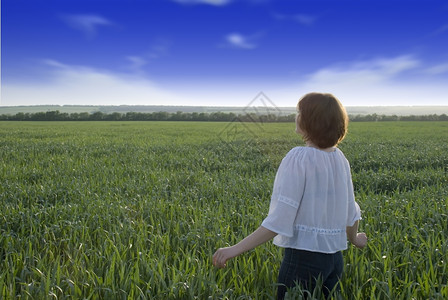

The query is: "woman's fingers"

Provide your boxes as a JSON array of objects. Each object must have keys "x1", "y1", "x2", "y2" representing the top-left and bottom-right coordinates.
[
  {"x1": 213, "y1": 248, "x2": 227, "y2": 268},
  {"x1": 355, "y1": 232, "x2": 368, "y2": 248}
]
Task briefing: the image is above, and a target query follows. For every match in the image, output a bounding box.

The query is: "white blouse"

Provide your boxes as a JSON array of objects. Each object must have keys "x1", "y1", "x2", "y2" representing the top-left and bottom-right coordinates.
[{"x1": 261, "y1": 146, "x2": 361, "y2": 253}]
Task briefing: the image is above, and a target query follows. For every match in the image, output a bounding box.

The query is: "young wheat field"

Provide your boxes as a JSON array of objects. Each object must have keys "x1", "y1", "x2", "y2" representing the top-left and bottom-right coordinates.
[{"x1": 0, "y1": 120, "x2": 447, "y2": 299}]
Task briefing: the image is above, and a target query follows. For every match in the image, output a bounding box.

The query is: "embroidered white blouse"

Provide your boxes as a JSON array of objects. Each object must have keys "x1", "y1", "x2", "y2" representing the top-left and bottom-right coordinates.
[{"x1": 261, "y1": 146, "x2": 361, "y2": 254}]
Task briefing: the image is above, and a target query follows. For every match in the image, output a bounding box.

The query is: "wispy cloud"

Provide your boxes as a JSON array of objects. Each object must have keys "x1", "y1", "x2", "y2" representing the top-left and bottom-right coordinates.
[
  {"x1": 287, "y1": 55, "x2": 448, "y2": 106},
  {"x1": 125, "y1": 41, "x2": 171, "y2": 73},
  {"x1": 424, "y1": 62, "x2": 448, "y2": 75},
  {"x1": 3, "y1": 56, "x2": 448, "y2": 107},
  {"x1": 307, "y1": 55, "x2": 420, "y2": 84},
  {"x1": 2, "y1": 60, "x2": 189, "y2": 106},
  {"x1": 126, "y1": 56, "x2": 149, "y2": 72},
  {"x1": 1, "y1": 59, "x2": 260, "y2": 107},
  {"x1": 60, "y1": 14, "x2": 113, "y2": 38},
  {"x1": 293, "y1": 14, "x2": 316, "y2": 26},
  {"x1": 272, "y1": 12, "x2": 317, "y2": 26},
  {"x1": 432, "y1": 24, "x2": 448, "y2": 36},
  {"x1": 222, "y1": 33, "x2": 258, "y2": 49},
  {"x1": 171, "y1": 0, "x2": 231, "y2": 6}
]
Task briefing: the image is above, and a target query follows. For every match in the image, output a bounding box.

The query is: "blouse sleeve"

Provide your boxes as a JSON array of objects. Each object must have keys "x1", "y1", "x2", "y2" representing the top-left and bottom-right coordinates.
[
  {"x1": 345, "y1": 162, "x2": 361, "y2": 226},
  {"x1": 261, "y1": 149, "x2": 305, "y2": 237}
]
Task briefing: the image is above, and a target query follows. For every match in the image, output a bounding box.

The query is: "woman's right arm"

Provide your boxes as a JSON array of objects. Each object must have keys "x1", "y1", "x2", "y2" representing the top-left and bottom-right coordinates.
[{"x1": 213, "y1": 226, "x2": 277, "y2": 268}]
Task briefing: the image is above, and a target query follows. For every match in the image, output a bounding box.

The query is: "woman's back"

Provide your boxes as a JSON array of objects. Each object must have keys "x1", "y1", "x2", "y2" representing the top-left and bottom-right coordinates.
[{"x1": 264, "y1": 146, "x2": 360, "y2": 253}]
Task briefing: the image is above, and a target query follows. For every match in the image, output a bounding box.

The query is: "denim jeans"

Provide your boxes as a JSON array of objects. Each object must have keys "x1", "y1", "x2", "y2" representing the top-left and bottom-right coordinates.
[{"x1": 277, "y1": 248, "x2": 343, "y2": 299}]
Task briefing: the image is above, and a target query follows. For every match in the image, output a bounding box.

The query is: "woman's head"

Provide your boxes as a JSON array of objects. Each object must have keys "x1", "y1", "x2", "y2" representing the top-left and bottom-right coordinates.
[{"x1": 296, "y1": 92, "x2": 348, "y2": 148}]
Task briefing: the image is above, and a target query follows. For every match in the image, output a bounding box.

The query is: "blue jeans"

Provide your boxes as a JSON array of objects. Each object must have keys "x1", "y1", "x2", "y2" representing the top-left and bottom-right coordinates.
[{"x1": 277, "y1": 248, "x2": 343, "y2": 299}]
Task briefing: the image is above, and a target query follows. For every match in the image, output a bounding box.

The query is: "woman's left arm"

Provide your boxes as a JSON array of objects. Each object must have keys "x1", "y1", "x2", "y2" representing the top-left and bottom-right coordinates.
[{"x1": 213, "y1": 226, "x2": 277, "y2": 268}]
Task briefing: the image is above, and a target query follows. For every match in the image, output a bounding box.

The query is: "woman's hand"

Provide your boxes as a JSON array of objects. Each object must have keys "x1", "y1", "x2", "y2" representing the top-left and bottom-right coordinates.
[
  {"x1": 353, "y1": 232, "x2": 368, "y2": 249},
  {"x1": 347, "y1": 221, "x2": 367, "y2": 249},
  {"x1": 212, "y1": 246, "x2": 239, "y2": 268}
]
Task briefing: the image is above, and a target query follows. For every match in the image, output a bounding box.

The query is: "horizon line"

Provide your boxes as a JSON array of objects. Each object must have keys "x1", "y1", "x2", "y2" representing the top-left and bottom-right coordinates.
[{"x1": 2, "y1": 104, "x2": 448, "y2": 108}]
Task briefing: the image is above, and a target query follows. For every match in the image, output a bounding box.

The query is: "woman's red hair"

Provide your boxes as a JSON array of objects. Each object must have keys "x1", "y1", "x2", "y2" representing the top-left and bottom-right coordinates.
[{"x1": 297, "y1": 92, "x2": 348, "y2": 148}]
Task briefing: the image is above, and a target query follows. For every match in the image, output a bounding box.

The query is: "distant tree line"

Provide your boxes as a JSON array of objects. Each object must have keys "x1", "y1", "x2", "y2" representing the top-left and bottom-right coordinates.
[
  {"x1": 350, "y1": 114, "x2": 448, "y2": 122},
  {"x1": 0, "y1": 110, "x2": 293, "y2": 122},
  {"x1": 349, "y1": 113, "x2": 448, "y2": 122},
  {"x1": 1, "y1": 110, "x2": 447, "y2": 122}
]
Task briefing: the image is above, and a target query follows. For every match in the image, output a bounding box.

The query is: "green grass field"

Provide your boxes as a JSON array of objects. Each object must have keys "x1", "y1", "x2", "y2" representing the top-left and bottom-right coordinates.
[{"x1": 0, "y1": 121, "x2": 447, "y2": 299}]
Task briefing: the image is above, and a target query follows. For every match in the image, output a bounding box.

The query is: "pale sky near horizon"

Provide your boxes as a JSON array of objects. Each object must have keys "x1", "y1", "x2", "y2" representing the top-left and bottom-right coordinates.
[{"x1": 1, "y1": 0, "x2": 448, "y2": 108}]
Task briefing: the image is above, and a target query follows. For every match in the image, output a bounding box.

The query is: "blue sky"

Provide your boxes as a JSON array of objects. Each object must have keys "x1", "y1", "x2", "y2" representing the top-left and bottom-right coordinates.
[{"x1": 1, "y1": 0, "x2": 448, "y2": 107}]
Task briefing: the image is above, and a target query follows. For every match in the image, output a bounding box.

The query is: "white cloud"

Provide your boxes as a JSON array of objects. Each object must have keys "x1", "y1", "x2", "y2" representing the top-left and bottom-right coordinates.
[
  {"x1": 424, "y1": 62, "x2": 448, "y2": 75},
  {"x1": 172, "y1": 0, "x2": 231, "y2": 6},
  {"x1": 2, "y1": 56, "x2": 447, "y2": 107},
  {"x1": 126, "y1": 56, "x2": 149, "y2": 72},
  {"x1": 284, "y1": 55, "x2": 448, "y2": 106},
  {"x1": 223, "y1": 33, "x2": 257, "y2": 49},
  {"x1": 1, "y1": 60, "x2": 268, "y2": 107},
  {"x1": 1, "y1": 59, "x2": 264, "y2": 107},
  {"x1": 1, "y1": 60, "x2": 192, "y2": 106},
  {"x1": 42, "y1": 59, "x2": 67, "y2": 69},
  {"x1": 125, "y1": 41, "x2": 171, "y2": 73},
  {"x1": 307, "y1": 55, "x2": 420, "y2": 84},
  {"x1": 60, "y1": 14, "x2": 113, "y2": 38}
]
